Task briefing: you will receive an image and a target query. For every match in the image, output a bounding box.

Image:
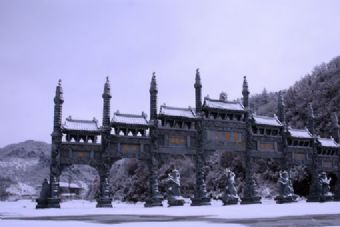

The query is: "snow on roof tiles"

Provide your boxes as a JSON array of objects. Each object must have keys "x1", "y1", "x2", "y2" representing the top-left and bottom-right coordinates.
[
  {"x1": 159, "y1": 105, "x2": 196, "y2": 118},
  {"x1": 253, "y1": 114, "x2": 282, "y2": 127},
  {"x1": 318, "y1": 137, "x2": 339, "y2": 148},
  {"x1": 288, "y1": 128, "x2": 313, "y2": 139},
  {"x1": 112, "y1": 111, "x2": 148, "y2": 125},
  {"x1": 204, "y1": 98, "x2": 244, "y2": 111},
  {"x1": 63, "y1": 117, "x2": 99, "y2": 131}
]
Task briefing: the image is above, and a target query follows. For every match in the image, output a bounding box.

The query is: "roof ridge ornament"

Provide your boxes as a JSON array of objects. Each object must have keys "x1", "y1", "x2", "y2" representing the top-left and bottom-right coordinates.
[
  {"x1": 219, "y1": 91, "x2": 227, "y2": 102},
  {"x1": 242, "y1": 76, "x2": 249, "y2": 93},
  {"x1": 103, "y1": 76, "x2": 111, "y2": 97},
  {"x1": 141, "y1": 111, "x2": 148, "y2": 118},
  {"x1": 242, "y1": 76, "x2": 249, "y2": 108},
  {"x1": 54, "y1": 79, "x2": 64, "y2": 103},
  {"x1": 150, "y1": 72, "x2": 158, "y2": 93},
  {"x1": 195, "y1": 68, "x2": 202, "y2": 88}
]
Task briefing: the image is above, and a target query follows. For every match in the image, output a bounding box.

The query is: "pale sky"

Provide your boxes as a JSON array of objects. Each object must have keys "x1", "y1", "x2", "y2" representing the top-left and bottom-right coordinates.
[{"x1": 1, "y1": 0, "x2": 340, "y2": 147}]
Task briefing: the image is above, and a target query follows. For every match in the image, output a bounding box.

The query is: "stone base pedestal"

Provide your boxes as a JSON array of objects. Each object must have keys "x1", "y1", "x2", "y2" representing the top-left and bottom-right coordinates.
[
  {"x1": 240, "y1": 196, "x2": 262, "y2": 205},
  {"x1": 306, "y1": 195, "x2": 320, "y2": 202},
  {"x1": 168, "y1": 197, "x2": 185, "y2": 206},
  {"x1": 144, "y1": 194, "x2": 163, "y2": 207},
  {"x1": 307, "y1": 194, "x2": 333, "y2": 202},
  {"x1": 334, "y1": 187, "x2": 340, "y2": 201},
  {"x1": 334, "y1": 195, "x2": 340, "y2": 201},
  {"x1": 221, "y1": 196, "x2": 239, "y2": 205},
  {"x1": 144, "y1": 199, "x2": 163, "y2": 207},
  {"x1": 320, "y1": 194, "x2": 334, "y2": 202},
  {"x1": 47, "y1": 198, "x2": 61, "y2": 208},
  {"x1": 96, "y1": 198, "x2": 113, "y2": 208},
  {"x1": 36, "y1": 197, "x2": 61, "y2": 209},
  {"x1": 36, "y1": 199, "x2": 49, "y2": 209},
  {"x1": 190, "y1": 197, "x2": 211, "y2": 206},
  {"x1": 275, "y1": 195, "x2": 298, "y2": 204}
]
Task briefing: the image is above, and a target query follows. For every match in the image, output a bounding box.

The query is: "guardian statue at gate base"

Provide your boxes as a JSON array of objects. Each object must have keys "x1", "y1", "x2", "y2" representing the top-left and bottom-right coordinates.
[
  {"x1": 221, "y1": 168, "x2": 239, "y2": 205},
  {"x1": 275, "y1": 170, "x2": 297, "y2": 204},
  {"x1": 319, "y1": 172, "x2": 333, "y2": 202},
  {"x1": 166, "y1": 168, "x2": 185, "y2": 206}
]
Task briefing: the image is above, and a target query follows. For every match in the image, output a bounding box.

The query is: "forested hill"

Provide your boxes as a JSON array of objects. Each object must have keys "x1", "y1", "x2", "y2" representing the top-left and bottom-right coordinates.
[{"x1": 250, "y1": 56, "x2": 340, "y2": 138}]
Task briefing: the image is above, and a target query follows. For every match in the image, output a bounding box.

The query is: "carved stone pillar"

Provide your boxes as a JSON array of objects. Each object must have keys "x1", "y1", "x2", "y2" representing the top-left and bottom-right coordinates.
[
  {"x1": 191, "y1": 120, "x2": 210, "y2": 206},
  {"x1": 333, "y1": 159, "x2": 340, "y2": 201},
  {"x1": 191, "y1": 154, "x2": 210, "y2": 206},
  {"x1": 145, "y1": 118, "x2": 163, "y2": 207},
  {"x1": 145, "y1": 156, "x2": 163, "y2": 207},
  {"x1": 275, "y1": 126, "x2": 297, "y2": 204},
  {"x1": 332, "y1": 113, "x2": 340, "y2": 201},
  {"x1": 240, "y1": 111, "x2": 261, "y2": 204},
  {"x1": 307, "y1": 140, "x2": 321, "y2": 202},
  {"x1": 240, "y1": 154, "x2": 261, "y2": 204},
  {"x1": 96, "y1": 164, "x2": 113, "y2": 208},
  {"x1": 37, "y1": 80, "x2": 64, "y2": 209}
]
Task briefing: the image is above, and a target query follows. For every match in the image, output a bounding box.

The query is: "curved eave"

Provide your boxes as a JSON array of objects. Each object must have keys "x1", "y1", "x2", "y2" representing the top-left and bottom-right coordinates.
[
  {"x1": 110, "y1": 122, "x2": 149, "y2": 129},
  {"x1": 287, "y1": 136, "x2": 313, "y2": 140},
  {"x1": 317, "y1": 142, "x2": 339, "y2": 149},
  {"x1": 319, "y1": 145, "x2": 339, "y2": 149},
  {"x1": 62, "y1": 128, "x2": 101, "y2": 135},
  {"x1": 253, "y1": 123, "x2": 283, "y2": 128},
  {"x1": 158, "y1": 114, "x2": 197, "y2": 120},
  {"x1": 202, "y1": 106, "x2": 245, "y2": 113}
]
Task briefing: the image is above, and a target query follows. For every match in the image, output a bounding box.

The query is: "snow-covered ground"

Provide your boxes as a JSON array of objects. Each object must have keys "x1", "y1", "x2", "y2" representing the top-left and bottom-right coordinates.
[{"x1": 0, "y1": 199, "x2": 340, "y2": 227}]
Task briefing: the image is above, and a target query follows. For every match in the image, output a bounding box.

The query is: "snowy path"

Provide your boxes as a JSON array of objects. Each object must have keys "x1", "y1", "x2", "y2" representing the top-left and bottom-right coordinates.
[{"x1": 0, "y1": 199, "x2": 340, "y2": 227}]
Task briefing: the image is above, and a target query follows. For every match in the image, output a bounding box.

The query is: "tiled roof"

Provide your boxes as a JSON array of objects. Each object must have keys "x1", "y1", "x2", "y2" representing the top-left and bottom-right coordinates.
[
  {"x1": 318, "y1": 137, "x2": 339, "y2": 148},
  {"x1": 63, "y1": 116, "x2": 99, "y2": 131},
  {"x1": 288, "y1": 128, "x2": 313, "y2": 139},
  {"x1": 253, "y1": 114, "x2": 282, "y2": 127},
  {"x1": 112, "y1": 111, "x2": 148, "y2": 125},
  {"x1": 159, "y1": 105, "x2": 196, "y2": 118},
  {"x1": 203, "y1": 97, "x2": 244, "y2": 111}
]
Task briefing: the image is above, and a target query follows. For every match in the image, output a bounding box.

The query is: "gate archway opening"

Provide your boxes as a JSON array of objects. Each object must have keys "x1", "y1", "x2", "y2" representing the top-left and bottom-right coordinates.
[
  {"x1": 157, "y1": 154, "x2": 196, "y2": 200},
  {"x1": 205, "y1": 150, "x2": 243, "y2": 199},
  {"x1": 59, "y1": 164, "x2": 99, "y2": 201},
  {"x1": 109, "y1": 158, "x2": 149, "y2": 203}
]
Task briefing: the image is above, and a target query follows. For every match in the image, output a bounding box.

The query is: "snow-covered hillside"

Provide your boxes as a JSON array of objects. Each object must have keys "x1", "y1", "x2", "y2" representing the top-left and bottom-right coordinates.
[{"x1": 0, "y1": 140, "x2": 97, "y2": 200}]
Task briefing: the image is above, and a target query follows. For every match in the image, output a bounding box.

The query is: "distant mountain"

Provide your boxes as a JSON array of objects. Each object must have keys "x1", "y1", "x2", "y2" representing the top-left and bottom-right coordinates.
[
  {"x1": 250, "y1": 55, "x2": 340, "y2": 138},
  {"x1": 0, "y1": 140, "x2": 50, "y2": 159},
  {"x1": 0, "y1": 140, "x2": 97, "y2": 200}
]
